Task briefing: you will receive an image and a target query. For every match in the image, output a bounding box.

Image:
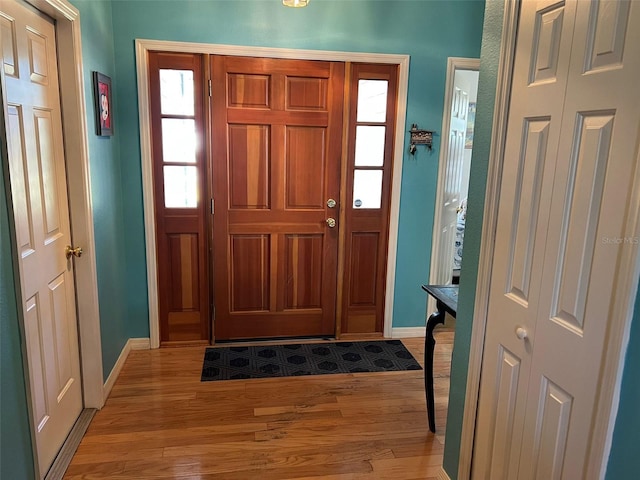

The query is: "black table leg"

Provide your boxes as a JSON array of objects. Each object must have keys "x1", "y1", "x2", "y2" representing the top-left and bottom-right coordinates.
[{"x1": 425, "y1": 304, "x2": 446, "y2": 433}]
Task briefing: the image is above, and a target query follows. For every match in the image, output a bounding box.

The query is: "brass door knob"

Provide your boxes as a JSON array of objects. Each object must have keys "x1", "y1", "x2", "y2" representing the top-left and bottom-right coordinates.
[
  {"x1": 65, "y1": 245, "x2": 83, "y2": 259},
  {"x1": 326, "y1": 218, "x2": 336, "y2": 228}
]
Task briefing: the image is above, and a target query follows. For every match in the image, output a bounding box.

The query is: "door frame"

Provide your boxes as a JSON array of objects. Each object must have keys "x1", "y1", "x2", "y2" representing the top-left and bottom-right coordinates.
[
  {"x1": 455, "y1": 1, "x2": 640, "y2": 479},
  {"x1": 1, "y1": 0, "x2": 104, "y2": 473},
  {"x1": 135, "y1": 39, "x2": 409, "y2": 348},
  {"x1": 428, "y1": 56, "x2": 479, "y2": 314}
]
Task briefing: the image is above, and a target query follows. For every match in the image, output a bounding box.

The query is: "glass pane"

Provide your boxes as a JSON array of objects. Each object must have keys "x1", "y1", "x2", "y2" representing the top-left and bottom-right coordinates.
[
  {"x1": 160, "y1": 69, "x2": 194, "y2": 116},
  {"x1": 164, "y1": 166, "x2": 197, "y2": 208},
  {"x1": 162, "y1": 119, "x2": 197, "y2": 164},
  {"x1": 356, "y1": 79, "x2": 388, "y2": 122},
  {"x1": 353, "y1": 169, "x2": 383, "y2": 209},
  {"x1": 354, "y1": 125, "x2": 386, "y2": 167}
]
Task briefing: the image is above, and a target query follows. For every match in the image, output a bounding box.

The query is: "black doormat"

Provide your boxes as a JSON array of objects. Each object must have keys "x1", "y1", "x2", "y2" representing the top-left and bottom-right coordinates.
[{"x1": 201, "y1": 340, "x2": 422, "y2": 381}]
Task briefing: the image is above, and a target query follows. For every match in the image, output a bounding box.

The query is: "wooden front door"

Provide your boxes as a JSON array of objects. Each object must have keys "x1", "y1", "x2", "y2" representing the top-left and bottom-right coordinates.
[{"x1": 211, "y1": 56, "x2": 344, "y2": 340}]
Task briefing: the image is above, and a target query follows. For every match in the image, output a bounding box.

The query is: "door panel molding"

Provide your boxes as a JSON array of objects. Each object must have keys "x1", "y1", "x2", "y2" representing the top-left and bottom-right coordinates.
[{"x1": 136, "y1": 39, "x2": 409, "y2": 348}]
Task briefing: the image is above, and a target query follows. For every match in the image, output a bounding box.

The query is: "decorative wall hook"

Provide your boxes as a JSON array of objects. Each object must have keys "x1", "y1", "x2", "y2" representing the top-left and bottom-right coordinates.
[{"x1": 409, "y1": 124, "x2": 434, "y2": 155}]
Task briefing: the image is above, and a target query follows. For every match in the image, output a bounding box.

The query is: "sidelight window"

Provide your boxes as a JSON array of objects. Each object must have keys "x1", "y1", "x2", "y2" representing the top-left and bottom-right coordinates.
[
  {"x1": 159, "y1": 69, "x2": 198, "y2": 208},
  {"x1": 352, "y1": 79, "x2": 388, "y2": 209}
]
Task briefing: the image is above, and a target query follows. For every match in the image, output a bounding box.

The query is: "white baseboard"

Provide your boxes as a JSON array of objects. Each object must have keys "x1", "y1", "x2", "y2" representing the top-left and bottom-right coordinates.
[
  {"x1": 129, "y1": 337, "x2": 151, "y2": 350},
  {"x1": 391, "y1": 326, "x2": 426, "y2": 338},
  {"x1": 102, "y1": 337, "x2": 150, "y2": 402},
  {"x1": 437, "y1": 467, "x2": 452, "y2": 480}
]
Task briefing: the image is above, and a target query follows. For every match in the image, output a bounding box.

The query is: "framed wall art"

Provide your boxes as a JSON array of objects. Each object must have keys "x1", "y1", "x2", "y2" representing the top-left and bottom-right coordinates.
[{"x1": 93, "y1": 71, "x2": 113, "y2": 136}]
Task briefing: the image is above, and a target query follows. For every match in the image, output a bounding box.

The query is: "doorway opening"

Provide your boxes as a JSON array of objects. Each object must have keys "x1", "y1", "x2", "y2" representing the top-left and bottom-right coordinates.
[
  {"x1": 137, "y1": 40, "x2": 408, "y2": 348},
  {"x1": 429, "y1": 58, "x2": 479, "y2": 315}
]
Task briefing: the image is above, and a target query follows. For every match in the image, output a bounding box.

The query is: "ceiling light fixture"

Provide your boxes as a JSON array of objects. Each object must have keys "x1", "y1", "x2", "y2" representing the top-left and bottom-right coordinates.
[{"x1": 283, "y1": 0, "x2": 310, "y2": 7}]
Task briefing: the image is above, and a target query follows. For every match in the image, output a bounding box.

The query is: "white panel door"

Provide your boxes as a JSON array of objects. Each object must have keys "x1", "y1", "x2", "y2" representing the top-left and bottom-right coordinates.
[
  {"x1": 1, "y1": 1, "x2": 82, "y2": 477},
  {"x1": 436, "y1": 83, "x2": 468, "y2": 285},
  {"x1": 474, "y1": 0, "x2": 640, "y2": 479}
]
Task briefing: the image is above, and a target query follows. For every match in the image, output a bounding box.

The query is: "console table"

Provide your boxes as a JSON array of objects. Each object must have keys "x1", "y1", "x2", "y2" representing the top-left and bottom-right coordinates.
[{"x1": 421, "y1": 284, "x2": 458, "y2": 433}]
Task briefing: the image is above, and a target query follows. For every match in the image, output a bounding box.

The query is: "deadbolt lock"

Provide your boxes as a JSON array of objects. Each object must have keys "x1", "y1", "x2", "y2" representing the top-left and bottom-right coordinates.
[{"x1": 327, "y1": 198, "x2": 337, "y2": 208}]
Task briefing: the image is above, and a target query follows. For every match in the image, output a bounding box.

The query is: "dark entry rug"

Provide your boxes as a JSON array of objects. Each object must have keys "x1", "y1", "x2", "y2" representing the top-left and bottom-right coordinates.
[{"x1": 201, "y1": 340, "x2": 422, "y2": 381}]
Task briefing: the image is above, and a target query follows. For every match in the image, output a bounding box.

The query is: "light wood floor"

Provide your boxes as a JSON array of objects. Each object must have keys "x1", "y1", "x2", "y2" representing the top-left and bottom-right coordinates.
[{"x1": 64, "y1": 330, "x2": 454, "y2": 479}]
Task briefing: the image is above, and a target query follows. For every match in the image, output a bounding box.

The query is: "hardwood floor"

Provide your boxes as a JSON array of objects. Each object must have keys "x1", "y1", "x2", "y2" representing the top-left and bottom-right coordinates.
[{"x1": 65, "y1": 330, "x2": 454, "y2": 479}]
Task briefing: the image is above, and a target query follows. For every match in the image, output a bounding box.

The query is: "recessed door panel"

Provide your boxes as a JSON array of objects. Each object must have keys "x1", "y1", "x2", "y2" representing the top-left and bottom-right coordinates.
[
  {"x1": 585, "y1": 0, "x2": 630, "y2": 72},
  {"x1": 286, "y1": 126, "x2": 326, "y2": 209},
  {"x1": 551, "y1": 113, "x2": 613, "y2": 334},
  {"x1": 506, "y1": 118, "x2": 550, "y2": 305},
  {"x1": 487, "y1": 347, "x2": 522, "y2": 480},
  {"x1": 230, "y1": 234, "x2": 270, "y2": 312},
  {"x1": 286, "y1": 76, "x2": 328, "y2": 110},
  {"x1": 1, "y1": 13, "x2": 17, "y2": 76},
  {"x1": 284, "y1": 234, "x2": 323, "y2": 309},
  {"x1": 228, "y1": 73, "x2": 270, "y2": 108},
  {"x1": 531, "y1": 378, "x2": 573, "y2": 480},
  {"x1": 229, "y1": 124, "x2": 270, "y2": 209},
  {"x1": 529, "y1": 2, "x2": 565, "y2": 85}
]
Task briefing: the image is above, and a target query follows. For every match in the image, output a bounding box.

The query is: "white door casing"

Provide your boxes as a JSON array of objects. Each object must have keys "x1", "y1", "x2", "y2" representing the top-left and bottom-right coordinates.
[
  {"x1": 135, "y1": 39, "x2": 410, "y2": 346},
  {"x1": 1, "y1": 2, "x2": 82, "y2": 476},
  {"x1": 472, "y1": 1, "x2": 640, "y2": 479}
]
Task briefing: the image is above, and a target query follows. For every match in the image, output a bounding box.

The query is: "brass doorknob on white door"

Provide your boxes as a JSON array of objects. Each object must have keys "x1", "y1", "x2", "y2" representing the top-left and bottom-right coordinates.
[
  {"x1": 65, "y1": 245, "x2": 83, "y2": 259},
  {"x1": 515, "y1": 326, "x2": 528, "y2": 340},
  {"x1": 326, "y1": 217, "x2": 336, "y2": 228}
]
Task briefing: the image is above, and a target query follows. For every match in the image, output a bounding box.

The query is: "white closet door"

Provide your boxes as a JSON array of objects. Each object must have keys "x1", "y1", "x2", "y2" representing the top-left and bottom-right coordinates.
[{"x1": 473, "y1": 0, "x2": 640, "y2": 479}]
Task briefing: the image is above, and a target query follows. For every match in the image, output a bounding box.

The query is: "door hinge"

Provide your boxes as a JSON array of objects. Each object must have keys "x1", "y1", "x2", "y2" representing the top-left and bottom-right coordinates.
[
  {"x1": 210, "y1": 198, "x2": 214, "y2": 214},
  {"x1": 208, "y1": 79, "x2": 212, "y2": 97}
]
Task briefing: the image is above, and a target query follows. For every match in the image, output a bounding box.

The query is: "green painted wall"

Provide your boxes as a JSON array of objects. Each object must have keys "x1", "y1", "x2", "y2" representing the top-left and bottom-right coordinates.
[
  {"x1": 442, "y1": 0, "x2": 504, "y2": 475},
  {"x1": 442, "y1": 0, "x2": 640, "y2": 478},
  {"x1": 606, "y1": 288, "x2": 640, "y2": 479},
  {"x1": 72, "y1": 0, "x2": 138, "y2": 379},
  {"x1": 109, "y1": 0, "x2": 486, "y2": 331}
]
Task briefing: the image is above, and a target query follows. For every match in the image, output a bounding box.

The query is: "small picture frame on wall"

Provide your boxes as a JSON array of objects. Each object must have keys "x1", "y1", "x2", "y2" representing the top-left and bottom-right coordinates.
[{"x1": 93, "y1": 72, "x2": 113, "y2": 136}]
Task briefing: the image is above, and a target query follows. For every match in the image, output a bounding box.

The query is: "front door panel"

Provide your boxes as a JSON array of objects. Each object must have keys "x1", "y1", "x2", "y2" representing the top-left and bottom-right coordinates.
[{"x1": 212, "y1": 56, "x2": 344, "y2": 340}]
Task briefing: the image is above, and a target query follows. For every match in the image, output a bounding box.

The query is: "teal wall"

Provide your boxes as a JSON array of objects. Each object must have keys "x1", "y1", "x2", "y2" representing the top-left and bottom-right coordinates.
[
  {"x1": 109, "y1": 0, "x2": 486, "y2": 331},
  {"x1": 1, "y1": 148, "x2": 35, "y2": 480},
  {"x1": 442, "y1": 0, "x2": 640, "y2": 478},
  {"x1": 606, "y1": 289, "x2": 640, "y2": 479},
  {"x1": 72, "y1": 0, "x2": 139, "y2": 379},
  {"x1": 442, "y1": 0, "x2": 504, "y2": 476}
]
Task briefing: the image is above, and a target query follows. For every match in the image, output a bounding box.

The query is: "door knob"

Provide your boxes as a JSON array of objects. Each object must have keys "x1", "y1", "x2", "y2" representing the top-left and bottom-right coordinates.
[
  {"x1": 326, "y1": 217, "x2": 336, "y2": 228},
  {"x1": 515, "y1": 326, "x2": 528, "y2": 340},
  {"x1": 65, "y1": 245, "x2": 83, "y2": 259},
  {"x1": 326, "y1": 198, "x2": 337, "y2": 208}
]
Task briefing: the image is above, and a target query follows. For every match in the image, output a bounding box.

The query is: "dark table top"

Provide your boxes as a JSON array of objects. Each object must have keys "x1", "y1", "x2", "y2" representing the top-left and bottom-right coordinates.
[{"x1": 421, "y1": 284, "x2": 459, "y2": 317}]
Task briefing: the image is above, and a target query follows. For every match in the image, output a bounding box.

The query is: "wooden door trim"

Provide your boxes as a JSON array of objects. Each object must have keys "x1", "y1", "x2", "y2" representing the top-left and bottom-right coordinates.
[
  {"x1": 136, "y1": 39, "x2": 409, "y2": 347},
  {"x1": 428, "y1": 56, "x2": 479, "y2": 316},
  {"x1": 458, "y1": 1, "x2": 640, "y2": 479}
]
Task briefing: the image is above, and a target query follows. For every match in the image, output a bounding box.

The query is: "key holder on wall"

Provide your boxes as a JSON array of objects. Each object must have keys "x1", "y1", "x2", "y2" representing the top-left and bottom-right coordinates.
[{"x1": 409, "y1": 124, "x2": 434, "y2": 155}]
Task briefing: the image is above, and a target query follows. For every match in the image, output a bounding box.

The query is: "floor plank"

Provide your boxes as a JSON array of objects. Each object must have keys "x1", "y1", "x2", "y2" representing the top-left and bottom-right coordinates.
[{"x1": 65, "y1": 332, "x2": 453, "y2": 479}]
